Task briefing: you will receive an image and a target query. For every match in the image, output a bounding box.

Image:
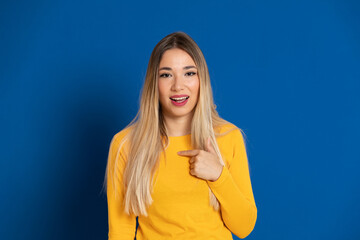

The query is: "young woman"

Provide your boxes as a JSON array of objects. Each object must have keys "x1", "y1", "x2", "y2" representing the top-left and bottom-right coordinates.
[{"x1": 105, "y1": 32, "x2": 257, "y2": 239}]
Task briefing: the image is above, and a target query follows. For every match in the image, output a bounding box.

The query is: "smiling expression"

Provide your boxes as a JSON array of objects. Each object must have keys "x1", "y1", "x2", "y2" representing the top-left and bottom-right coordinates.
[{"x1": 158, "y1": 48, "x2": 200, "y2": 120}]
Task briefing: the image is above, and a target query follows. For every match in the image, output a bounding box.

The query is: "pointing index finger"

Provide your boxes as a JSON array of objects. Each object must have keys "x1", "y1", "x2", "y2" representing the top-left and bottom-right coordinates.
[{"x1": 177, "y1": 149, "x2": 200, "y2": 156}]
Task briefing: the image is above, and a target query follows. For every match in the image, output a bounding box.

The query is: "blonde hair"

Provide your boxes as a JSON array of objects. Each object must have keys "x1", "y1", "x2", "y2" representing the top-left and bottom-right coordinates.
[{"x1": 105, "y1": 32, "x2": 235, "y2": 216}]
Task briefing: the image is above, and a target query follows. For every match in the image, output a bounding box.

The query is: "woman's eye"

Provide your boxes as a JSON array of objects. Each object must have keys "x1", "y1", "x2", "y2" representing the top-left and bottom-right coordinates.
[
  {"x1": 160, "y1": 73, "x2": 171, "y2": 78},
  {"x1": 185, "y1": 72, "x2": 197, "y2": 76}
]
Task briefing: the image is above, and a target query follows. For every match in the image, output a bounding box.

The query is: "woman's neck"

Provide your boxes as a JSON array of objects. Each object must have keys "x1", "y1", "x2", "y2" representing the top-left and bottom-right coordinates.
[{"x1": 162, "y1": 114, "x2": 193, "y2": 137}]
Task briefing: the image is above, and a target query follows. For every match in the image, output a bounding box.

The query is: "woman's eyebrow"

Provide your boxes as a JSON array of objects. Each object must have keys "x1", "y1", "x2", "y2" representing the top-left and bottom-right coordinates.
[
  {"x1": 183, "y1": 65, "x2": 197, "y2": 70},
  {"x1": 159, "y1": 65, "x2": 197, "y2": 71},
  {"x1": 159, "y1": 67, "x2": 171, "y2": 71}
]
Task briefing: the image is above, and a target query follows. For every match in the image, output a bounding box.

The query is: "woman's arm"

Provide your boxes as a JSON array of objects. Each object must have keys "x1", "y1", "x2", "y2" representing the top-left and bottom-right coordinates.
[
  {"x1": 107, "y1": 134, "x2": 137, "y2": 240},
  {"x1": 207, "y1": 129, "x2": 257, "y2": 239}
]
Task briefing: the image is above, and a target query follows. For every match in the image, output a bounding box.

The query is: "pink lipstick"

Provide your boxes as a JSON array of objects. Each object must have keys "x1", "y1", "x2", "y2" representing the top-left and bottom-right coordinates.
[{"x1": 170, "y1": 95, "x2": 189, "y2": 106}]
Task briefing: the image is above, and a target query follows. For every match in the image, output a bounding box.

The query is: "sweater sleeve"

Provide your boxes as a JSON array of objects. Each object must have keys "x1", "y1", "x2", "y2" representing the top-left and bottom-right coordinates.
[
  {"x1": 207, "y1": 129, "x2": 257, "y2": 239},
  {"x1": 106, "y1": 134, "x2": 137, "y2": 240}
]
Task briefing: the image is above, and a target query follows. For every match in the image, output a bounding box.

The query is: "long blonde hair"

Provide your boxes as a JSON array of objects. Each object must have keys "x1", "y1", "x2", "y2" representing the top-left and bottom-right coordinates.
[{"x1": 105, "y1": 32, "x2": 233, "y2": 216}]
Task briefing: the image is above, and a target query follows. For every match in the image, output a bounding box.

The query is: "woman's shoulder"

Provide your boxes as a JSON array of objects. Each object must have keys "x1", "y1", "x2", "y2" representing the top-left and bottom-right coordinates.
[
  {"x1": 215, "y1": 121, "x2": 240, "y2": 135},
  {"x1": 214, "y1": 121, "x2": 246, "y2": 144},
  {"x1": 112, "y1": 126, "x2": 133, "y2": 143},
  {"x1": 107, "y1": 126, "x2": 134, "y2": 166},
  {"x1": 110, "y1": 125, "x2": 134, "y2": 153}
]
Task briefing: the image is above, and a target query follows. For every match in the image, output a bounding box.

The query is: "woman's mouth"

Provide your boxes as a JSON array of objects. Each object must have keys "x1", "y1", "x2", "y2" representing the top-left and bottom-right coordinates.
[{"x1": 170, "y1": 96, "x2": 189, "y2": 106}]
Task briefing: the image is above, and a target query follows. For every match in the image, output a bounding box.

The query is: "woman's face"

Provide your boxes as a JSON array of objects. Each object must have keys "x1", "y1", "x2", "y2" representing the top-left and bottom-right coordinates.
[{"x1": 158, "y1": 48, "x2": 200, "y2": 121}]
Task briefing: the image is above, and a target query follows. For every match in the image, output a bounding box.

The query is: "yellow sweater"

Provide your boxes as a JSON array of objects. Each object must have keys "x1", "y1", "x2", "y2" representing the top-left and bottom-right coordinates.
[{"x1": 107, "y1": 123, "x2": 257, "y2": 239}]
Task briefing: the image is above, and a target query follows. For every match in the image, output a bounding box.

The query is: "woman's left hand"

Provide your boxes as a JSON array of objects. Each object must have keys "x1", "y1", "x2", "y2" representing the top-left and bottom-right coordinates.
[{"x1": 177, "y1": 137, "x2": 223, "y2": 182}]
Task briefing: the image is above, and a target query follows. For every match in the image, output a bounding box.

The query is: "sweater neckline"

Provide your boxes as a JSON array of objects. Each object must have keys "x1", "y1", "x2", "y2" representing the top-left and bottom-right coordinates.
[{"x1": 168, "y1": 133, "x2": 191, "y2": 138}]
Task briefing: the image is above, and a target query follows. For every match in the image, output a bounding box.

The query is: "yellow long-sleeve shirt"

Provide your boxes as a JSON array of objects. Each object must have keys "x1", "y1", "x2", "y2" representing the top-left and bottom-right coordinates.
[{"x1": 107, "y1": 123, "x2": 257, "y2": 239}]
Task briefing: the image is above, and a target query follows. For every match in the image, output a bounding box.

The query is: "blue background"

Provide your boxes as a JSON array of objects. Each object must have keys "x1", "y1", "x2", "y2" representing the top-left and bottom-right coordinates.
[{"x1": 1, "y1": 0, "x2": 359, "y2": 239}]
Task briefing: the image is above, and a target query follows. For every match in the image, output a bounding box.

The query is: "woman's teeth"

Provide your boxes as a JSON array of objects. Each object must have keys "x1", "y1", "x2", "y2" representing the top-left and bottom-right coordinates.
[{"x1": 170, "y1": 96, "x2": 189, "y2": 102}]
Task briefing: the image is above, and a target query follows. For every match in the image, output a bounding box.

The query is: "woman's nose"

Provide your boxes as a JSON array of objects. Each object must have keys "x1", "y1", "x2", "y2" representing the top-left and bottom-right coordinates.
[{"x1": 171, "y1": 75, "x2": 184, "y2": 91}]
